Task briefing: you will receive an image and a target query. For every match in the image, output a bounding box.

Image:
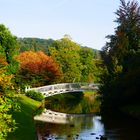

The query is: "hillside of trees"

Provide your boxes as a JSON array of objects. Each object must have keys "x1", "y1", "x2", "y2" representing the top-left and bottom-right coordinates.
[
  {"x1": 16, "y1": 36, "x2": 103, "y2": 86},
  {"x1": 18, "y1": 37, "x2": 101, "y2": 59},
  {"x1": 18, "y1": 38, "x2": 54, "y2": 53},
  {"x1": 16, "y1": 36, "x2": 103, "y2": 85}
]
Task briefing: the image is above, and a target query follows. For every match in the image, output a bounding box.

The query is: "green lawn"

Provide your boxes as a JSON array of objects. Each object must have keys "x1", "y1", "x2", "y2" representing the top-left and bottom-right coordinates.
[{"x1": 7, "y1": 95, "x2": 41, "y2": 140}]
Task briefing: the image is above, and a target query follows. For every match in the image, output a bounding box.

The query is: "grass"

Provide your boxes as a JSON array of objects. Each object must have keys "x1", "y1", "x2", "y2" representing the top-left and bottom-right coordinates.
[{"x1": 7, "y1": 95, "x2": 41, "y2": 140}]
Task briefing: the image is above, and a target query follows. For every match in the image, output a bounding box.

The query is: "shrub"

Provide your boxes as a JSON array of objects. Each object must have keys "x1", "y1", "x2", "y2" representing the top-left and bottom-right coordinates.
[
  {"x1": 33, "y1": 104, "x2": 45, "y2": 116},
  {"x1": 25, "y1": 90, "x2": 44, "y2": 101}
]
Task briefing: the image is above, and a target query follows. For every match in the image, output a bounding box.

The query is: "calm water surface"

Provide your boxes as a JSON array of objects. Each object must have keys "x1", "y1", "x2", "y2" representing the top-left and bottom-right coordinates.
[
  {"x1": 36, "y1": 112, "x2": 140, "y2": 140},
  {"x1": 36, "y1": 93, "x2": 140, "y2": 140}
]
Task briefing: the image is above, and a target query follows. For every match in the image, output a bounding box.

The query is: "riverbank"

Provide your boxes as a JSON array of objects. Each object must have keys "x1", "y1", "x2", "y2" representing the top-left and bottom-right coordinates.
[{"x1": 7, "y1": 95, "x2": 41, "y2": 140}]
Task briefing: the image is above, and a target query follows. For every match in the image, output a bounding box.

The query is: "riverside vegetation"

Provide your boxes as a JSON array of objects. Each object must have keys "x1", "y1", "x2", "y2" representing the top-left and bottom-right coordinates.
[{"x1": 100, "y1": 0, "x2": 140, "y2": 118}]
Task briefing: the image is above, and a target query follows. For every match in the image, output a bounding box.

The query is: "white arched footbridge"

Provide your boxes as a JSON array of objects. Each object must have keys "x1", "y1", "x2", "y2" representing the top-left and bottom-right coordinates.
[
  {"x1": 26, "y1": 83, "x2": 100, "y2": 98},
  {"x1": 30, "y1": 83, "x2": 100, "y2": 130}
]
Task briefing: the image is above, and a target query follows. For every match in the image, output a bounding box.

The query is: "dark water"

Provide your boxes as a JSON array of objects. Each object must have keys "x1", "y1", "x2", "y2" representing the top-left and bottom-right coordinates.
[
  {"x1": 36, "y1": 93, "x2": 140, "y2": 140},
  {"x1": 36, "y1": 112, "x2": 140, "y2": 140}
]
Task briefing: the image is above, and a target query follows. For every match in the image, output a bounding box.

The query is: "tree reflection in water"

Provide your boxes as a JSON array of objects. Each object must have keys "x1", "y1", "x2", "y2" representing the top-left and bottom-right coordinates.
[
  {"x1": 45, "y1": 92, "x2": 100, "y2": 114},
  {"x1": 36, "y1": 114, "x2": 105, "y2": 140}
]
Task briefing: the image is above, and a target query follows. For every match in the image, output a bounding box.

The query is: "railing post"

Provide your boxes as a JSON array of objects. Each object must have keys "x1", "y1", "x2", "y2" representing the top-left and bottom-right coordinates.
[
  {"x1": 28, "y1": 82, "x2": 100, "y2": 97},
  {"x1": 25, "y1": 85, "x2": 30, "y2": 92},
  {"x1": 51, "y1": 85, "x2": 54, "y2": 91},
  {"x1": 69, "y1": 84, "x2": 72, "y2": 90}
]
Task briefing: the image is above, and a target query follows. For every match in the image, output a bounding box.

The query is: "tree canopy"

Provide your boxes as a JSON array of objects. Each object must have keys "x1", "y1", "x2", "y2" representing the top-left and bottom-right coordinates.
[
  {"x1": 100, "y1": 0, "x2": 140, "y2": 110},
  {"x1": 49, "y1": 36, "x2": 99, "y2": 83},
  {"x1": 0, "y1": 24, "x2": 19, "y2": 139},
  {"x1": 17, "y1": 51, "x2": 61, "y2": 87},
  {"x1": 18, "y1": 37, "x2": 54, "y2": 53},
  {"x1": 0, "y1": 24, "x2": 19, "y2": 74}
]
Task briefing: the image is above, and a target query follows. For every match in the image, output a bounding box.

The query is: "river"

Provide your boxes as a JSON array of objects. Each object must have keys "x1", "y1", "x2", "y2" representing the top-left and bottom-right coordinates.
[
  {"x1": 35, "y1": 92, "x2": 140, "y2": 140},
  {"x1": 36, "y1": 112, "x2": 140, "y2": 140}
]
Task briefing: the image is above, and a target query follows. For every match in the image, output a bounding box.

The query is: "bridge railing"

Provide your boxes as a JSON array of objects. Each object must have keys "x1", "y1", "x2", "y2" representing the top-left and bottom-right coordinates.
[{"x1": 26, "y1": 83, "x2": 100, "y2": 97}]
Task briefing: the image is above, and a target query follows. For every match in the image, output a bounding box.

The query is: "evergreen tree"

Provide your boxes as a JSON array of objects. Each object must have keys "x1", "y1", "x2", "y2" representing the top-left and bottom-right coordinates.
[{"x1": 101, "y1": 0, "x2": 140, "y2": 109}]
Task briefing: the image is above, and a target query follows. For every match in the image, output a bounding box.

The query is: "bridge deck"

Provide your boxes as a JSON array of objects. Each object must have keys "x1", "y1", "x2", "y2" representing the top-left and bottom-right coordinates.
[
  {"x1": 26, "y1": 82, "x2": 100, "y2": 98},
  {"x1": 27, "y1": 83, "x2": 100, "y2": 123}
]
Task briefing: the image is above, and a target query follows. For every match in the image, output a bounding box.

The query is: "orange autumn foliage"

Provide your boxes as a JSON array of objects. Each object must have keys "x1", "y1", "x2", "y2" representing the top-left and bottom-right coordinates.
[
  {"x1": 17, "y1": 51, "x2": 61, "y2": 85},
  {"x1": 0, "y1": 56, "x2": 8, "y2": 68}
]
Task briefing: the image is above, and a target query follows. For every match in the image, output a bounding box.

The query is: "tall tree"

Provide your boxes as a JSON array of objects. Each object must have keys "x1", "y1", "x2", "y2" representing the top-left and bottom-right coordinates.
[
  {"x1": 79, "y1": 47, "x2": 96, "y2": 82},
  {"x1": 0, "y1": 24, "x2": 19, "y2": 74},
  {"x1": 0, "y1": 24, "x2": 18, "y2": 139},
  {"x1": 49, "y1": 36, "x2": 82, "y2": 83},
  {"x1": 49, "y1": 36, "x2": 101, "y2": 83},
  {"x1": 101, "y1": 0, "x2": 140, "y2": 109}
]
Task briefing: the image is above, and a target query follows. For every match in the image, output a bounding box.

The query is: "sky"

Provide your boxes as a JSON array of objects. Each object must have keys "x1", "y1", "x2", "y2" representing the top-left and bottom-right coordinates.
[{"x1": 1, "y1": 0, "x2": 138, "y2": 50}]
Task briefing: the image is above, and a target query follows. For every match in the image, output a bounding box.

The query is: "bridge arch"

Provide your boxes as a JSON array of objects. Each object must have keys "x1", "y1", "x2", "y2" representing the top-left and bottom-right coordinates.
[
  {"x1": 26, "y1": 83, "x2": 100, "y2": 98},
  {"x1": 31, "y1": 83, "x2": 100, "y2": 126}
]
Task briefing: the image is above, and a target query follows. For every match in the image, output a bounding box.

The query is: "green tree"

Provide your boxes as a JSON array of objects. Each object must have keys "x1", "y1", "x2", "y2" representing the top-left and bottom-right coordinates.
[
  {"x1": 0, "y1": 24, "x2": 19, "y2": 74},
  {"x1": 100, "y1": 0, "x2": 140, "y2": 109},
  {"x1": 79, "y1": 47, "x2": 95, "y2": 82},
  {"x1": 0, "y1": 71, "x2": 16, "y2": 139},
  {"x1": 49, "y1": 35, "x2": 82, "y2": 83},
  {"x1": 0, "y1": 24, "x2": 19, "y2": 139}
]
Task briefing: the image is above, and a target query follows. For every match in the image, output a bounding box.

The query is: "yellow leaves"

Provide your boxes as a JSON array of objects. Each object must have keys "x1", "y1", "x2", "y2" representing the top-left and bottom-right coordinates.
[
  {"x1": 0, "y1": 56, "x2": 8, "y2": 67},
  {"x1": 0, "y1": 70, "x2": 13, "y2": 91}
]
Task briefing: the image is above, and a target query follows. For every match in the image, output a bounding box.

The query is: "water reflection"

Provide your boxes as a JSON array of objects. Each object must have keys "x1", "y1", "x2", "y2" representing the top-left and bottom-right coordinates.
[
  {"x1": 36, "y1": 93, "x2": 140, "y2": 140},
  {"x1": 36, "y1": 112, "x2": 140, "y2": 140},
  {"x1": 45, "y1": 92, "x2": 100, "y2": 114},
  {"x1": 36, "y1": 114, "x2": 105, "y2": 140}
]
